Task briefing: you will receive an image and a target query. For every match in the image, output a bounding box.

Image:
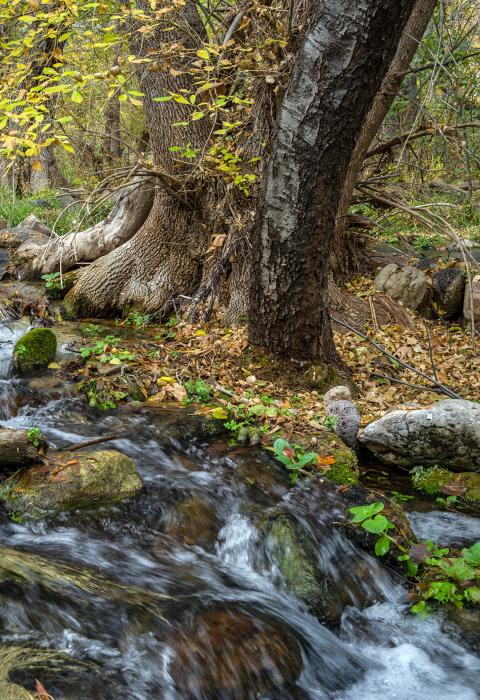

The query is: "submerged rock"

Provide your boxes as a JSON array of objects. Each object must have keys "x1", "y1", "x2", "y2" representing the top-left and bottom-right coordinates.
[
  {"x1": 167, "y1": 609, "x2": 302, "y2": 699},
  {"x1": 374, "y1": 263, "x2": 429, "y2": 311},
  {"x1": 4, "y1": 449, "x2": 143, "y2": 518},
  {"x1": 13, "y1": 327, "x2": 57, "y2": 375},
  {"x1": 164, "y1": 497, "x2": 220, "y2": 546},
  {"x1": 266, "y1": 515, "x2": 343, "y2": 623},
  {"x1": 359, "y1": 400, "x2": 480, "y2": 470}
]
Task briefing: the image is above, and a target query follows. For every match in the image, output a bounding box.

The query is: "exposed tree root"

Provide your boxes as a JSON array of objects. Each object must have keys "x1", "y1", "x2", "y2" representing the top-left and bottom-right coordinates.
[{"x1": 15, "y1": 174, "x2": 155, "y2": 278}]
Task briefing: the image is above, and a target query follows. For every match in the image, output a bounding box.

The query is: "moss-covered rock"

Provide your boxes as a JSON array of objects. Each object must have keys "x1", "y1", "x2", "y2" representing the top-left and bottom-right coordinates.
[
  {"x1": 13, "y1": 327, "x2": 57, "y2": 375},
  {"x1": 412, "y1": 465, "x2": 480, "y2": 503},
  {"x1": 266, "y1": 515, "x2": 343, "y2": 623},
  {"x1": 4, "y1": 449, "x2": 143, "y2": 519}
]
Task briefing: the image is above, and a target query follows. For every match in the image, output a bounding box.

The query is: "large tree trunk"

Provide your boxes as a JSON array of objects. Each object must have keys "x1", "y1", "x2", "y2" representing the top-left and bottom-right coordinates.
[
  {"x1": 331, "y1": 0, "x2": 437, "y2": 275},
  {"x1": 65, "y1": 1, "x2": 212, "y2": 317},
  {"x1": 249, "y1": 0, "x2": 421, "y2": 360},
  {"x1": 16, "y1": 173, "x2": 155, "y2": 277}
]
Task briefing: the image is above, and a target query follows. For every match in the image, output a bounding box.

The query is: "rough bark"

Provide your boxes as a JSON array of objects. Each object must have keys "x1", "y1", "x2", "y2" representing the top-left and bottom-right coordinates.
[
  {"x1": 332, "y1": 0, "x2": 437, "y2": 275},
  {"x1": 66, "y1": 1, "x2": 212, "y2": 316},
  {"x1": 16, "y1": 174, "x2": 155, "y2": 277},
  {"x1": 249, "y1": 0, "x2": 421, "y2": 360},
  {"x1": 0, "y1": 428, "x2": 41, "y2": 468}
]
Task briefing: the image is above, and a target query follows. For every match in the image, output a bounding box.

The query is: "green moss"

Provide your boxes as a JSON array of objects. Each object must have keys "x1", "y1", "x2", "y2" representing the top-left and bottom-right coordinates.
[
  {"x1": 13, "y1": 327, "x2": 57, "y2": 374},
  {"x1": 411, "y1": 466, "x2": 454, "y2": 496},
  {"x1": 460, "y1": 473, "x2": 480, "y2": 503},
  {"x1": 328, "y1": 447, "x2": 359, "y2": 485},
  {"x1": 411, "y1": 466, "x2": 480, "y2": 504}
]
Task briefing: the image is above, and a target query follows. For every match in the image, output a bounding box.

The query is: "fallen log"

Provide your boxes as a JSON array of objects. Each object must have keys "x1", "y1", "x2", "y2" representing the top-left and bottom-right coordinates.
[{"x1": 0, "y1": 428, "x2": 45, "y2": 469}]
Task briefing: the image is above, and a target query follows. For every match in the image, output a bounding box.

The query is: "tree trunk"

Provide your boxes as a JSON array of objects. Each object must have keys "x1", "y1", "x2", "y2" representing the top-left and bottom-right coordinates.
[
  {"x1": 249, "y1": 0, "x2": 421, "y2": 360},
  {"x1": 16, "y1": 174, "x2": 155, "y2": 277},
  {"x1": 65, "y1": 0, "x2": 212, "y2": 317},
  {"x1": 331, "y1": 0, "x2": 436, "y2": 276}
]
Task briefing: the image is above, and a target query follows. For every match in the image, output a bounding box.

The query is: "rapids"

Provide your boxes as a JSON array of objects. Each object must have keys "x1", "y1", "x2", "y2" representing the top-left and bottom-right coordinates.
[{"x1": 0, "y1": 320, "x2": 478, "y2": 699}]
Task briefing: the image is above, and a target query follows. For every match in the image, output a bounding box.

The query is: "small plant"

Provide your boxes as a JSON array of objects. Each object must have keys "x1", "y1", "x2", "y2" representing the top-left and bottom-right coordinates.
[
  {"x1": 183, "y1": 378, "x2": 212, "y2": 404},
  {"x1": 390, "y1": 490, "x2": 415, "y2": 505},
  {"x1": 348, "y1": 501, "x2": 397, "y2": 556},
  {"x1": 27, "y1": 427, "x2": 42, "y2": 447},
  {"x1": 271, "y1": 438, "x2": 318, "y2": 484},
  {"x1": 82, "y1": 323, "x2": 101, "y2": 336},
  {"x1": 41, "y1": 271, "x2": 62, "y2": 290},
  {"x1": 125, "y1": 311, "x2": 150, "y2": 328},
  {"x1": 323, "y1": 415, "x2": 339, "y2": 431}
]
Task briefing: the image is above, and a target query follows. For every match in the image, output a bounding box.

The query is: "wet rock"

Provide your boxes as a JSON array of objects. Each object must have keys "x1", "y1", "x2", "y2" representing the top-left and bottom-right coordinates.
[
  {"x1": 411, "y1": 465, "x2": 480, "y2": 504},
  {"x1": 4, "y1": 449, "x2": 143, "y2": 518},
  {"x1": 463, "y1": 274, "x2": 480, "y2": 323},
  {"x1": 408, "y1": 510, "x2": 480, "y2": 547},
  {"x1": 432, "y1": 268, "x2": 465, "y2": 319},
  {"x1": 266, "y1": 515, "x2": 343, "y2": 623},
  {"x1": 444, "y1": 606, "x2": 480, "y2": 654},
  {"x1": 359, "y1": 400, "x2": 480, "y2": 471},
  {"x1": 167, "y1": 609, "x2": 302, "y2": 699},
  {"x1": 13, "y1": 328, "x2": 57, "y2": 375},
  {"x1": 0, "y1": 427, "x2": 43, "y2": 469},
  {"x1": 374, "y1": 263, "x2": 429, "y2": 311},
  {"x1": 165, "y1": 497, "x2": 220, "y2": 546}
]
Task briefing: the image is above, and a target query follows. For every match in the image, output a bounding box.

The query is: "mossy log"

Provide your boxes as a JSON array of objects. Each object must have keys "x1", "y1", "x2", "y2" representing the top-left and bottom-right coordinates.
[{"x1": 0, "y1": 428, "x2": 42, "y2": 468}]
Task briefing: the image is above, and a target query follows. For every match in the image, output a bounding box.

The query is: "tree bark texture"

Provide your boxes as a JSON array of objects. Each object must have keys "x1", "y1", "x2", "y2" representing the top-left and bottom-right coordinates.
[
  {"x1": 249, "y1": 0, "x2": 421, "y2": 360},
  {"x1": 17, "y1": 174, "x2": 155, "y2": 277},
  {"x1": 66, "y1": 1, "x2": 212, "y2": 316},
  {"x1": 331, "y1": 0, "x2": 437, "y2": 276}
]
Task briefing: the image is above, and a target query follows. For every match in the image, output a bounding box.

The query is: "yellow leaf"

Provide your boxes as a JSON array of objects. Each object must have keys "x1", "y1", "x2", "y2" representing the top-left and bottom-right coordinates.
[
  {"x1": 71, "y1": 90, "x2": 83, "y2": 103},
  {"x1": 211, "y1": 407, "x2": 228, "y2": 420},
  {"x1": 194, "y1": 330, "x2": 207, "y2": 336},
  {"x1": 159, "y1": 376, "x2": 175, "y2": 383},
  {"x1": 47, "y1": 361, "x2": 60, "y2": 369}
]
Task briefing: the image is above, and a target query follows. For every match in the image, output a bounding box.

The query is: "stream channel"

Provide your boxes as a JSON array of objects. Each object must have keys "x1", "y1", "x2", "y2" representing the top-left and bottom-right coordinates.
[{"x1": 0, "y1": 319, "x2": 479, "y2": 699}]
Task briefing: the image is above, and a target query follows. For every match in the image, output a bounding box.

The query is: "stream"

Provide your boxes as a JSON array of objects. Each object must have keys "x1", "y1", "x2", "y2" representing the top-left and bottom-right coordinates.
[{"x1": 0, "y1": 321, "x2": 479, "y2": 699}]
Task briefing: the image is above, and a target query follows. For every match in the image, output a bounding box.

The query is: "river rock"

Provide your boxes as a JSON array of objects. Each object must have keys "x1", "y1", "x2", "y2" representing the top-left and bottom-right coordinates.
[
  {"x1": 374, "y1": 263, "x2": 429, "y2": 311},
  {"x1": 463, "y1": 274, "x2": 480, "y2": 323},
  {"x1": 164, "y1": 497, "x2": 220, "y2": 546},
  {"x1": 4, "y1": 449, "x2": 143, "y2": 518},
  {"x1": 13, "y1": 327, "x2": 57, "y2": 375},
  {"x1": 359, "y1": 400, "x2": 480, "y2": 470},
  {"x1": 167, "y1": 609, "x2": 302, "y2": 698},
  {"x1": 432, "y1": 268, "x2": 465, "y2": 318},
  {"x1": 266, "y1": 515, "x2": 343, "y2": 623}
]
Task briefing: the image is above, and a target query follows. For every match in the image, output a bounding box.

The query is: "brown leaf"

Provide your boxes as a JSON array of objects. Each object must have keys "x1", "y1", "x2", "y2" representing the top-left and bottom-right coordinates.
[{"x1": 35, "y1": 679, "x2": 49, "y2": 699}]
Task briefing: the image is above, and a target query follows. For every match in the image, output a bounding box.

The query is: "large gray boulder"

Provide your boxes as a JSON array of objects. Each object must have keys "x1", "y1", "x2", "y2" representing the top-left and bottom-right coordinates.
[
  {"x1": 374, "y1": 263, "x2": 429, "y2": 311},
  {"x1": 359, "y1": 400, "x2": 480, "y2": 471},
  {"x1": 432, "y1": 268, "x2": 465, "y2": 319}
]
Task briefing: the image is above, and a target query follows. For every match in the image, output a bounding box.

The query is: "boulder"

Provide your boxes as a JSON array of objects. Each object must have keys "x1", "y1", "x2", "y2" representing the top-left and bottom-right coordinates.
[
  {"x1": 374, "y1": 263, "x2": 429, "y2": 311},
  {"x1": 0, "y1": 214, "x2": 51, "y2": 249},
  {"x1": 432, "y1": 268, "x2": 465, "y2": 318},
  {"x1": 266, "y1": 515, "x2": 343, "y2": 623},
  {"x1": 13, "y1": 327, "x2": 57, "y2": 375},
  {"x1": 359, "y1": 400, "x2": 480, "y2": 471},
  {"x1": 463, "y1": 274, "x2": 480, "y2": 323},
  {"x1": 4, "y1": 449, "x2": 143, "y2": 518}
]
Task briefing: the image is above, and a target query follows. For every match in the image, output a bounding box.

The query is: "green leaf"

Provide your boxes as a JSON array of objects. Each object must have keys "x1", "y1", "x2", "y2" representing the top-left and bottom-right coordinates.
[
  {"x1": 464, "y1": 587, "x2": 480, "y2": 604},
  {"x1": 411, "y1": 601, "x2": 430, "y2": 617},
  {"x1": 362, "y1": 514, "x2": 389, "y2": 534},
  {"x1": 109, "y1": 357, "x2": 122, "y2": 365},
  {"x1": 375, "y1": 535, "x2": 390, "y2": 556},
  {"x1": 71, "y1": 90, "x2": 83, "y2": 103},
  {"x1": 153, "y1": 96, "x2": 173, "y2": 102},
  {"x1": 349, "y1": 502, "x2": 384, "y2": 523},
  {"x1": 462, "y1": 542, "x2": 480, "y2": 565}
]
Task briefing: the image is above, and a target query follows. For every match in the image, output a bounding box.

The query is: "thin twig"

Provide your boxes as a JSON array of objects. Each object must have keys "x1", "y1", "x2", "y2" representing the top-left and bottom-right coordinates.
[
  {"x1": 56, "y1": 434, "x2": 119, "y2": 453},
  {"x1": 371, "y1": 372, "x2": 443, "y2": 394}
]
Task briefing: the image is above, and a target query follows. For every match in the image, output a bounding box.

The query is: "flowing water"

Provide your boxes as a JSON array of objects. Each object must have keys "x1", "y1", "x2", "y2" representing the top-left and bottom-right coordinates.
[{"x1": 0, "y1": 321, "x2": 479, "y2": 699}]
